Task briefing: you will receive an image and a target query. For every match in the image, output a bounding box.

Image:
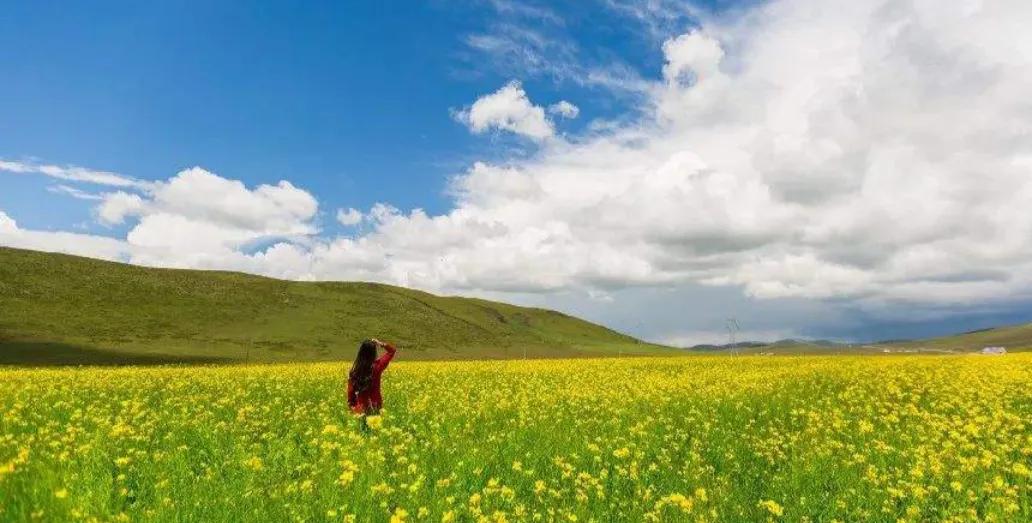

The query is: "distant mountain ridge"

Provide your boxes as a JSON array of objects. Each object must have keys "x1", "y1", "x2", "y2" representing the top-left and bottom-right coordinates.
[{"x1": 690, "y1": 329, "x2": 1032, "y2": 354}]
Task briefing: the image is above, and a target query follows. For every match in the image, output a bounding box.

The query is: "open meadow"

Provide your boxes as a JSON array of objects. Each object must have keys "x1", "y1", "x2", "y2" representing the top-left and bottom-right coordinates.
[{"x1": 1, "y1": 355, "x2": 1030, "y2": 522}]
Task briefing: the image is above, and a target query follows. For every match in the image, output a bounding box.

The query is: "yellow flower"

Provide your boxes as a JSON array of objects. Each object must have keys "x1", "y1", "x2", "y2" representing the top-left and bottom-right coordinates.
[
  {"x1": 390, "y1": 508, "x2": 408, "y2": 523},
  {"x1": 366, "y1": 415, "x2": 384, "y2": 431},
  {"x1": 695, "y1": 488, "x2": 708, "y2": 502},
  {"x1": 242, "y1": 456, "x2": 263, "y2": 471},
  {"x1": 658, "y1": 493, "x2": 693, "y2": 512},
  {"x1": 54, "y1": 489, "x2": 68, "y2": 499},
  {"x1": 758, "y1": 500, "x2": 784, "y2": 517}
]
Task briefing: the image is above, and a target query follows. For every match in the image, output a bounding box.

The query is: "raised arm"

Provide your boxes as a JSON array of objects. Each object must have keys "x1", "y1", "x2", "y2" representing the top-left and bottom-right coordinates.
[{"x1": 373, "y1": 340, "x2": 397, "y2": 372}]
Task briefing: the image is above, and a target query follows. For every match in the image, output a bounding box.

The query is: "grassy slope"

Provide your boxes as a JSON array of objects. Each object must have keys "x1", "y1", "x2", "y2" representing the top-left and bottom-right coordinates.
[
  {"x1": 0, "y1": 247, "x2": 673, "y2": 365},
  {"x1": 879, "y1": 324, "x2": 1032, "y2": 352}
]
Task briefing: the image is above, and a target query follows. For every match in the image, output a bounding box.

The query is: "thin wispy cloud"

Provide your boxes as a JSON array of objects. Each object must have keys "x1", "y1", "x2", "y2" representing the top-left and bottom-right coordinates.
[
  {"x1": 603, "y1": 0, "x2": 702, "y2": 43},
  {"x1": 485, "y1": 0, "x2": 564, "y2": 25},
  {"x1": 0, "y1": 160, "x2": 149, "y2": 189},
  {"x1": 46, "y1": 184, "x2": 103, "y2": 201},
  {"x1": 462, "y1": 4, "x2": 651, "y2": 95}
]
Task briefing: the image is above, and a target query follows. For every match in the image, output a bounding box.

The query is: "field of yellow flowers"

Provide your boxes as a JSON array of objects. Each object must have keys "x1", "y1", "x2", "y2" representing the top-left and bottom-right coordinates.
[{"x1": 1, "y1": 355, "x2": 1029, "y2": 522}]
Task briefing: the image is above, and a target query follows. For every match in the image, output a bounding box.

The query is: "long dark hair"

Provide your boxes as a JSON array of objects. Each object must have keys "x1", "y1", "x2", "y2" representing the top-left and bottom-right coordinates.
[{"x1": 349, "y1": 339, "x2": 378, "y2": 395}]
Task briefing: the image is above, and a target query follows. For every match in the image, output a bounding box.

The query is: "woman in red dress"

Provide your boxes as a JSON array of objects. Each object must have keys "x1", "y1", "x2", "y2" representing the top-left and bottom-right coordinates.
[{"x1": 347, "y1": 338, "x2": 397, "y2": 416}]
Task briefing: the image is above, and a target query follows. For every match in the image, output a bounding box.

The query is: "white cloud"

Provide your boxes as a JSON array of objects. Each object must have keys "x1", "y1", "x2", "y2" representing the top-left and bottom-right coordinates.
[
  {"x1": 47, "y1": 184, "x2": 103, "y2": 201},
  {"x1": 399, "y1": 0, "x2": 1032, "y2": 306},
  {"x1": 97, "y1": 191, "x2": 146, "y2": 225},
  {"x1": 0, "y1": 211, "x2": 18, "y2": 234},
  {"x1": 0, "y1": 209, "x2": 131, "y2": 261},
  {"x1": 336, "y1": 208, "x2": 363, "y2": 226},
  {"x1": 603, "y1": 0, "x2": 700, "y2": 43},
  {"x1": 14, "y1": 166, "x2": 320, "y2": 260},
  {"x1": 464, "y1": 26, "x2": 579, "y2": 85},
  {"x1": 0, "y1": 160, "x2": 147, "y2": 189},
  {"x1": 455, "y1": 81, "x2": 555, "y2": 140},
  {"x1": 486, "y1": 0, "x2": 563, "y2": 25},
  {"x1": 548, "y1": 100, "x2": 579, "y2": 119},
  {"x1": 150, "y1": 167, "x2": 317, "y2": 233},
  {"x1": 114, "y1": 167, "x2": 319, "y2": 252},
  {"x1": 1, "y1": 167, "x2": 323, "y2": 276},
  {"x1": 661, "y1": 31, "x2": 724, "y2": 83},
  {"x1": 464, "y1": 19, "x2": 649, "y2": 95}
]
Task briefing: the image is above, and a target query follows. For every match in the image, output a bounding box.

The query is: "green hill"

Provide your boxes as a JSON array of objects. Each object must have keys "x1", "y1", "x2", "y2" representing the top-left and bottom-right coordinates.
[
  {"x1": 0, "y1": 247, "x2": 673, "y2": 365},
  {"x1": 876, "y1": 324, "x2": 1032, "y2": 353}
]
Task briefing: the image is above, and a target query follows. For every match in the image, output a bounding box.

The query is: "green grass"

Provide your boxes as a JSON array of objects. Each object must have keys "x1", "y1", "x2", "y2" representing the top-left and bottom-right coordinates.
[
  {"x1": 879, "y1": 324, "x2": 1032, "y2": 353},
  {"x1": 0, "y1": 355, "x2": 1028, "y2": 522},
  {"x1": 0, "y1": 247, "x2": 673, "y2": 365}
]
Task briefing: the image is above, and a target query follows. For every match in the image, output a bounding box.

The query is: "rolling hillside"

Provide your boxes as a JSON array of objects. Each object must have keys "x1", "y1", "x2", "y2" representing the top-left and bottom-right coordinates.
[
  {"x1": 880, "y1": 324, "x2": 1032, "y2": 353},
  {"x1": 0, "y1": 247, "x2": 672, "y2": 365},
  {"x1": 691, "y1": 329, "x2": 1032, "y2": 354}
]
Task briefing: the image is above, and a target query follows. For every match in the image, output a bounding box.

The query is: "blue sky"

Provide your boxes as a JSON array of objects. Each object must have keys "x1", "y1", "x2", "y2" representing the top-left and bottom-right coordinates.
[
  {"x1": 4, "y1": 2, "x2": 486, "y2": 227},
  {"x1": 3, "y1": 0, "x2": 1032, "y2": 346},
  {"x1": 1, "y1": 1, "x2": 673, "y2": 229}
]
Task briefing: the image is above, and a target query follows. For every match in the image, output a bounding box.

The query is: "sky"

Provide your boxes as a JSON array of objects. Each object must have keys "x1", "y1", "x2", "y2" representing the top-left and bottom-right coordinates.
[{"x1": 3, "y1": 0, "x2": 1032, "y2": 346}]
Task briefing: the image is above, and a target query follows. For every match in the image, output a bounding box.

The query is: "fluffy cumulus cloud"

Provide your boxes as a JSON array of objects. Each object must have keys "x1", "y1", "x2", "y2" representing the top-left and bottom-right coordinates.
[
  {"x1": 2, "y1": 166, "x2": 320, "y2": 272},
  {"x1": 361, "y1": 0, "x2": 1032, "y2": 307},
  {"x1": 97, "y1": 192, "x2": 146, "y2": 225},
  {"x1": 123, "y1": 167, "x2": 318, "y2": 250},
  {"x1": 455, "y1": 81, "x2": 556, "y2": 140},
  {"x1": 100, "y1": 168, "x2": 311, "y2": 260},
  {"x1": 5, "y1": 0, "x2": 1032, "y2": 330}
]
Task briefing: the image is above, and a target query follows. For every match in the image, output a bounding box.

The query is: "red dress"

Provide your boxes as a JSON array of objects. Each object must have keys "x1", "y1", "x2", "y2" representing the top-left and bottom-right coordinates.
[{"x1": 347, "y1": 343, "x2": 396, "y2": 414}]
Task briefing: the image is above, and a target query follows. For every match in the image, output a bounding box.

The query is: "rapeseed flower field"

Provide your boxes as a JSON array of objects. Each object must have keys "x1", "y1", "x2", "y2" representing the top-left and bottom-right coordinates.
[{"x1": 0, "y1": 355, "x2": 1029, "y2": 522}]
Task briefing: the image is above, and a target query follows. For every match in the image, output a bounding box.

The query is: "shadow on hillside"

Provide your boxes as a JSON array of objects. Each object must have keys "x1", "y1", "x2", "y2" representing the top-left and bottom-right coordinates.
[{"x1": 0, "y1": 341, "x2": 234, "y2": 367}]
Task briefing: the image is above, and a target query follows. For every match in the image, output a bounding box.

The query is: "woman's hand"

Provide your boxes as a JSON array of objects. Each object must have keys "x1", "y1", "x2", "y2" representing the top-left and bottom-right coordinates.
[{"x1": 371, "y1": 340, "x2": 394, "y2": 352}]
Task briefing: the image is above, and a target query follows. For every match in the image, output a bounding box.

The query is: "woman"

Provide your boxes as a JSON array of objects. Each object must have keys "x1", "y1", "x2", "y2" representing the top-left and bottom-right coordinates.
[{"x1": 347, "y1": 338, "x2": 397, "y2": 415}]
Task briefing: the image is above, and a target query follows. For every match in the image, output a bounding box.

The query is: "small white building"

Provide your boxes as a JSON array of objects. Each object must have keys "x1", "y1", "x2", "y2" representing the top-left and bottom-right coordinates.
[{"x1": 980, "y1": 346, "x2": 1007, "y2": 355}]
